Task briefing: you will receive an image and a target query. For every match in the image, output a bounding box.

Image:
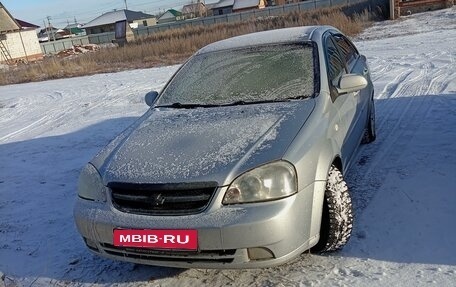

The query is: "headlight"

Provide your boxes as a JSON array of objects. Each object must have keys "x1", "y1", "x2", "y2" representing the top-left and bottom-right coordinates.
[
  {"x1": 77, "y1": 163, "x2": 107, "y2": 202},
  {"x1": 223, "y1": 161, "x2": 297, "y2": 204}
]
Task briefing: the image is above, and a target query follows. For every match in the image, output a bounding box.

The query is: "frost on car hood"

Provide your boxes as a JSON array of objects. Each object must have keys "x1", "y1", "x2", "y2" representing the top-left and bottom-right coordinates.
[{"x1": 92, "y1": 101, "x2": 315, "y2": 185}]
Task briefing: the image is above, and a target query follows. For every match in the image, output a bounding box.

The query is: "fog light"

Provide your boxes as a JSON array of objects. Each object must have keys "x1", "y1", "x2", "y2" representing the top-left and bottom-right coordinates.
[
  {"x1": 248, "y1": 247, "x2": 274, "y2": 260},
  {"x1": 84, "y1": 237, "x2": 99, "y2": 251}
]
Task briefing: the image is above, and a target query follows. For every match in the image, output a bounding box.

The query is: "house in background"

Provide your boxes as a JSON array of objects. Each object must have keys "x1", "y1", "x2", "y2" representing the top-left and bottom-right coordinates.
[
  {"x1": 233, "y1": 0, "x2": 267, "y2": 12},
  {"x1": 0, "y1": 2, "x2": 43, "y2": 64},
  {"x1": 83, "y1": 9, "x2": 156, "y2": 35},
  {"x1": 157, "y1": 9, "x2": 184, "y2": 24},
  {"x1": 182, "y1": 2, "x2": 207, "y2": 19},
  {"x1": 37, "y1": 26, "x2": 62, "y2": 42},
  {"x1": 390, "y1": 0, "x2": 454, "y2": 19},
  {"x1": 210, "y1": 0, "x2": 267, "y2": 15},
  {"x1": 64, "y1": 23, "x2": 86, "y2": 37},
  {"x1": 210, "y1": 0, "x2": 234, "y2": 15},
  {"x1": 15, "y1": 19, "x2": 39, "y2": 30},
  {"x1": 132, "y1": 15, "x2": 157, "y2": 28}
]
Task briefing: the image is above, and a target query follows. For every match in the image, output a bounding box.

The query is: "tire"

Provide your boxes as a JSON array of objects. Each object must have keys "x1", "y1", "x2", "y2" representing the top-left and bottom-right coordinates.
[
  {"x1": 362, "y1": 97, "x2": 376, "y2": 144},
  {"x1": 311, "y1": 165, "x2": 353, "y2": 253}
]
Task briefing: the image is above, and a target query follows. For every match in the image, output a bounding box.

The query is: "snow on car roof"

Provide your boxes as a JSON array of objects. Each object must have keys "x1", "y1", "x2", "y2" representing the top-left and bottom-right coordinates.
[{"x1": 197, "y1": 26, "x2": 327, "y2": 54}]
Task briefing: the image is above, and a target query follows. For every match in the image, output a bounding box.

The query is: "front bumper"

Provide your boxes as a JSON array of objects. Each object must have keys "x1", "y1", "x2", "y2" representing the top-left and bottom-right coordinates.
[{"x1": 74, "y1": 183, "x2": 320, "y2": 268}]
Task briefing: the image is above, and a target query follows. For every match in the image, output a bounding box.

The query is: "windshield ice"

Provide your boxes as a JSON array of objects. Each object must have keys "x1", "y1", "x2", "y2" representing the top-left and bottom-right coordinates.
[{"x1": 156, "y1": 44, "x2": 316, "y2": 106}]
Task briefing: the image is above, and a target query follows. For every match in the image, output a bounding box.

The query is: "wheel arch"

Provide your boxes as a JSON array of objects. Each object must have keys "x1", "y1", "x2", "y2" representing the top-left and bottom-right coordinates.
[
  {"x1": 308, "y1": 142, "x2": 344, "y2": 244},
  {"x1": 331, "y1": 155, "x2": 343, "y2": 175}
]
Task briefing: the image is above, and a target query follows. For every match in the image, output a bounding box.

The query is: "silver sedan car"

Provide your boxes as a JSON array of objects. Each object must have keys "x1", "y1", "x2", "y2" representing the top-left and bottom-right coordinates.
[{"x1": 74, "y1": 25, "x2": 375, "y2": 268}]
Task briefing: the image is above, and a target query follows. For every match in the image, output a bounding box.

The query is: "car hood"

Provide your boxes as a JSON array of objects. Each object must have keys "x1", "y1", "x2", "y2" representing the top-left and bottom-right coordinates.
[{"x1": 92, "y1": 100, "x2": 315, "y2": 186}]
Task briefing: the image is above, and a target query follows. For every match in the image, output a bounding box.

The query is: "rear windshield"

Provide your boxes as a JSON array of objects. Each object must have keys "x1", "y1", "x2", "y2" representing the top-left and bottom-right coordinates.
[{"x1": 157, "y1": 43, "x2": 316, "y2": 106}]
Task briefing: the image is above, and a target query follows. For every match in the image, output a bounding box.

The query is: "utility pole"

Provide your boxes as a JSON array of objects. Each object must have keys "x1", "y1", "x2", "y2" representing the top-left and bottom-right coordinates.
[
  {"x1": 43, "y1": 20, "x2": 50, "y2": 42},
  {"x1": 46, "y1": 16, "x2": 55, "y2": 41},
  {"x1": 124, "y1": 0, "x2": 128, "y2": 10}
]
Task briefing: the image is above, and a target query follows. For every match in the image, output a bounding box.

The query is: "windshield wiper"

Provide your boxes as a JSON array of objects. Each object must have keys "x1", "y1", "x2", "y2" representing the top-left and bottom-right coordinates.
[
  {"x1": 287, "y1": 94, "x2": 312, "y2": 100},
  {"x1": 156, "y1": 96, "x2": 311, "y2": 109},
  {"x1": 222, "y1": 96, "x2": 313, "y2": 107},
  {"x1": 220, "y1": 99, "x2": 291, "y2": 107},
  {"x1": 155, "y1": 102, "x2": 220, "y2": 109}
]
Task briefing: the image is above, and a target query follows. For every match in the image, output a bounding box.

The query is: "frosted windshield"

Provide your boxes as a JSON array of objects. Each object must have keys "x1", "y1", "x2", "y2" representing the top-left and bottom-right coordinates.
[{"x1": 157, "y1": 44, "x2": 316, "y2": 106}]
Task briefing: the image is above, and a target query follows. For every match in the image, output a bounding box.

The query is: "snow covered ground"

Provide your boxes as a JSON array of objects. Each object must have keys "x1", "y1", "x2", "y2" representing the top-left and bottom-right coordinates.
[{"x1": 1, "y1": 7, "x2": 455, "y2": 287}]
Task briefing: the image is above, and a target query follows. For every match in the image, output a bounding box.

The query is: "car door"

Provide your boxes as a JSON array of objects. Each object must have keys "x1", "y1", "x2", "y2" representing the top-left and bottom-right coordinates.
[
  {"x1": 324, "y1": 33, "x2": 358, "y2": 169},
  {"x1": 332, "y1": 33, "x2": 371, "y2": 146}
]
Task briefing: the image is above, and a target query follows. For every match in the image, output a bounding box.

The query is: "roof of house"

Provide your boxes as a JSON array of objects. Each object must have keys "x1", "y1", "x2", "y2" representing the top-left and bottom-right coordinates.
[
  {"x1": 210, "y1": 0, "x2": 235, "y2": 9},
  {"x1": 0, "y1": 2, "x2": 21, "y2": 33},
  {"x1": 182, "y1": 3, "x2": 206, "y2": 14},
  {"x1": 158, "y1": 9, "x2": 183, "y2": 20},
  {"x1": 65, "y1": 23, "x2": 81, "y2": 29},
  {"x1": 15, "y1": 19, "x2": 39, "y2": 29},
  {"x1": 233, "y1": 0, "x2": 262, "y2": 10},
  {"x1": 166, "y1": 9, "x2": 183, "y2": 17},
  {"x1": 64, "y1": 24, "x2": 84, "y2": 34},
  {"x1": 83, "y1": 9, "x2": 154, "y2": 29},
  {"x1": 38, "y1": 26, "x2": 58, "y2": 34}
]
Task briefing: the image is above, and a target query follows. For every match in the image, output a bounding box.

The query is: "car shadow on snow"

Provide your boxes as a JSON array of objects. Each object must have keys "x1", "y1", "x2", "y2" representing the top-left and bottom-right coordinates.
[
  {"x1": 1, "y1": 95, "x2": 456, "y2": 286},
  {"x1": 342, "y1": 94, "x2": 456, "y2": 266},
  {"x1": 0, "y1": 116, "x2": 184, "y2": 285}
]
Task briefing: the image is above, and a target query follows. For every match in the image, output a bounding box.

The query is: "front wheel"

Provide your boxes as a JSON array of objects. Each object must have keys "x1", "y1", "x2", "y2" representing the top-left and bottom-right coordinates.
[{"x1": 311, "y1": 165, "x2": 353, "y2": 252}]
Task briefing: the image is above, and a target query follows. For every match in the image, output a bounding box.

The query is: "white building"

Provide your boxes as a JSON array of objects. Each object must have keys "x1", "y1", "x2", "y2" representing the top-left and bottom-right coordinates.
[
  {"x1": 0, "y1": 2, "x2": 43, "y2": 64},
  {"x1": 157, "y1": 9, "x2": 184, "y2": 24}
]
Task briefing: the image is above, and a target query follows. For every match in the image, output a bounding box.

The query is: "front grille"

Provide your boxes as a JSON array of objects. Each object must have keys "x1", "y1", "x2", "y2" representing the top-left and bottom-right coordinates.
[
  {"x1": 100, "y1": 243, "x2": 236, "y2": 263},
  {"x1": 108, "y1": 182, "x2": 218, "y2": 215}
]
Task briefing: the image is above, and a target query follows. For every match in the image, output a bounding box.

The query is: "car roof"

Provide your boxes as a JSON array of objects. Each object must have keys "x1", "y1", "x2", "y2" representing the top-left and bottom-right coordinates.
[{"x1": 196, "y1": 25, "x2": 333, "y2": 54}]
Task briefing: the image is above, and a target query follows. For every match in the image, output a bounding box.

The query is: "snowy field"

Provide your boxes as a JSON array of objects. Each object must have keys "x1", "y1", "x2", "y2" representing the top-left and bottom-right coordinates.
[{"x1": 1, "y1": 7, "x2": 455, "y2": 287}]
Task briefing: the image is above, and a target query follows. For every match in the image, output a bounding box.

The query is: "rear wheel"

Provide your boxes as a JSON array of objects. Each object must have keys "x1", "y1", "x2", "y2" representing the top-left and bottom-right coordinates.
[
  {"x1": 311, "y1": 165, "x2": 353, "y2": 252},
  {"x1": 362, "y1": 97, "x2": 376, "y2": 144}
]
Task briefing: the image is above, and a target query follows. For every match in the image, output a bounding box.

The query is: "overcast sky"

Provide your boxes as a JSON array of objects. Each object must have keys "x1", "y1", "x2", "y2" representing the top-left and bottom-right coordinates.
[{"x1": 2, "y1": 0, "x2": 218, "y2": 28}]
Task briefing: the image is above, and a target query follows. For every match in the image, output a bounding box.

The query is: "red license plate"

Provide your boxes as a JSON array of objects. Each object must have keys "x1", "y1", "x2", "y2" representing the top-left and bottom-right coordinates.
[{"x1": 113, "y1": 229, "x2": 198, "y2": 250}]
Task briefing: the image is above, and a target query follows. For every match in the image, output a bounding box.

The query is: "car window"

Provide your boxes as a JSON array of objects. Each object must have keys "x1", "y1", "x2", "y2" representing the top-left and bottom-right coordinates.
[
  {"x1": 325, "y1": 35, "x2": 346, "y2": 86},
  {"x1": 156, "y1": 44, "x2": 316, "y2": 106},
  {"x1": 325, "y1": 34, "x2": 348, "y2": 101},
  {"x1": 332, "y1": 34, "x2": 359, "y2": 69}
]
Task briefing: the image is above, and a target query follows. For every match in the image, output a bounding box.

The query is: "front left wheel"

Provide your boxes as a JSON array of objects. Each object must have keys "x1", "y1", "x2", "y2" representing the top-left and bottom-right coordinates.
[{"x1": 311, "y1": 165, "x2": 353, "y2": 252}]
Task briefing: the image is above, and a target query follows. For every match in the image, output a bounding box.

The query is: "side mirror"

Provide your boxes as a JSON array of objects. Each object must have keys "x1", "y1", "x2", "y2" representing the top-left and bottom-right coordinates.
[
  {"x1": 337, "y1": 74, "x2": 368, "y2": 94},
  {"x1": 145, "y1": 91, "x2": 159, "y2": 107}
]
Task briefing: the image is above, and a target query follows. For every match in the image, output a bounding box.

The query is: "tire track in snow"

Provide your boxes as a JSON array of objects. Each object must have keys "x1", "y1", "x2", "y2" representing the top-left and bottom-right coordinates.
[
  {"x1": 0, "y1": 104, "x2": 74, "y2": 143},
  {"x1": 0, "y1": 85, "x2": 126, "y2": 143},
  {"x1": 0, "y1": 115, "x2": 49, "y2": 142},
  {"x1": 0, "y1": 90, "x2": 68, "y2": 143},
  {"x1": 369, "y1": 57, "x2": 397, "y2": 83},
  {"x1": 376, "y1": 69, "x2": 413, "y2": 100},
  {"x1": 366, "y1": 53, "x2": 452, "y2": 154}
]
